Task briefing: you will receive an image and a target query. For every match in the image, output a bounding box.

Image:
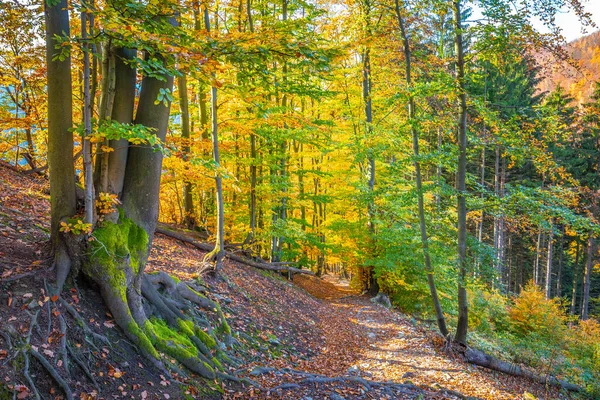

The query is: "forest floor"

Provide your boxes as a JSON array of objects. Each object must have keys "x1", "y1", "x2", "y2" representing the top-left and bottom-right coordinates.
[{"x1": 0, "y1": 162, "x2": 576, "y2": 399}]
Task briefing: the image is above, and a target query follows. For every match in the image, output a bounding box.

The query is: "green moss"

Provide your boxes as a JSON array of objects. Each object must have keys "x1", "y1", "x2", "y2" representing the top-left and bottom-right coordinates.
[
  {"x1": 89, "y1": 215, "x2": 149, "y2": 278},
  {"x1": 127, "y1": 321, "x2": 159, "y2": 358},
  {"x1": 178, "y1": 319, "x2": 195, "y2": 337},
  {"x1": 195, "y1": 327, "x2": 217, "y2": 348},
  {"x1": 211, "y1": 357, "x2": 223, "y2": 371},
  {"x1": 202, "y1": 362, "x2": 215, "y2": 375},
  {"x1": 146, "y1": 318, "x2": 197, "y2": 360},
  {"x1": 214, "y1": 304, "x2": 231, "y2": 336}
]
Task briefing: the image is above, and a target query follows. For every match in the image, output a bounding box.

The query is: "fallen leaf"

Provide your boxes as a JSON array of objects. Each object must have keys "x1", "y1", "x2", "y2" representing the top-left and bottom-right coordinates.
[{"x1": 103, "y1": 321, "x2": 115, "y2": 328}]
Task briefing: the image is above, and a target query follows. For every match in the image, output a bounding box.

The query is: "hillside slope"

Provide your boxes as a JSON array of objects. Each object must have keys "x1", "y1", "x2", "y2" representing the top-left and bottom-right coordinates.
[
  {"x1": 537, "y1": 30, "x2": 600, "y2": 103},
  {"x1": 0, "y1": 163, "x2": 574, "y2": 399}
]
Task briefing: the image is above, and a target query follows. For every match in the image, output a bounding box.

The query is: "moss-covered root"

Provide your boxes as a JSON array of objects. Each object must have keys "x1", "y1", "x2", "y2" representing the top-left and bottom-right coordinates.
[{"x1": 144, "y1": 319, "x2": 216, "y2": 379}]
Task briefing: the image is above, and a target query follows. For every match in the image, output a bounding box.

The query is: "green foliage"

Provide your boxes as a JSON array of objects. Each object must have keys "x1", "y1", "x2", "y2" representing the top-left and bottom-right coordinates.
[{"x1": 468, "y1": 286, "x2": 510, "y2": 334}]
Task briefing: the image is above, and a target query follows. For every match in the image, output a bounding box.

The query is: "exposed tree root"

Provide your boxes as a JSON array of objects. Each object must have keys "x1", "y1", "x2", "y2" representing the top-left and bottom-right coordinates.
[
  {"x1": 251, "y1": 367, "x2": 422, "y2": 397},
  {"x1": 66, "y1": 344, "x2": 99, "y2": 391},
  {"x1": 23, "y1": 352, "x2": 41, "y2": 400},
  {"x1": 58, "y1": 297, "x2": 110, "y2": 346},
  {"x1": 155, "y1": 225, "x2": 315, "y2": 276},
  {"x1": 58, "y1": 314, "x2": 70, "y2": 378},
  {"x1": 464, "y1": 348, "x2": 582, "y2": 392},
  {"x1": 29, "y1": 348, "x2": 74, "y2": 400}
]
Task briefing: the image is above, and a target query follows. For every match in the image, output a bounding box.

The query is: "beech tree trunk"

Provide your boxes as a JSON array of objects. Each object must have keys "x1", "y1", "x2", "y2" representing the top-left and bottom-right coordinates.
[
  {"x1": 178, "y1": 74, "x2": 196, "y2": 228},
  {"x1": 395, "y1": 0, "x2": 448, "y2": 338},
  {"x1": 453, "y1": 0, "x2": 469, "y2": 344},
  {"x1": 203, "y1": 5, "x2": 225, "y2": 269},
  {"x1": 45, "y1": 0, "x2": 77, "y2": 292}
]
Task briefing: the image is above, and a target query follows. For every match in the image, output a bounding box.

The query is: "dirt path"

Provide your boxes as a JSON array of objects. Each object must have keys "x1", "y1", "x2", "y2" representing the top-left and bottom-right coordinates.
[{"x1": 249, "y1": 274, "x2": 568, "y2": 400}]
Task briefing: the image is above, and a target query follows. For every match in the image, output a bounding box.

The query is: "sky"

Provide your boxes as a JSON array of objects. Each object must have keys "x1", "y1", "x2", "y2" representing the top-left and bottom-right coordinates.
[
  {"x1": 470, "y1": 1, "x2": 600, "y2": 43},
  {"x1": 545, "y1": 0, "x2": 600, "y2": 42}
]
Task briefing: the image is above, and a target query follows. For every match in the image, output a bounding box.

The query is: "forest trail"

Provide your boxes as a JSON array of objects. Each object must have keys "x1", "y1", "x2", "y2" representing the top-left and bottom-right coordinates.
[
  {"x1": 0, "y1": 164, "x2": 572, "y2": 399},
  {"x1": 251, "y1": 274, "x2": 570, "y2": 400}
]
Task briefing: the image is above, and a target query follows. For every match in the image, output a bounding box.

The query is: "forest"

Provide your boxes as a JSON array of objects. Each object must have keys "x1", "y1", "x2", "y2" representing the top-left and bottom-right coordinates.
[{"x1": 1, "y1": 0, "x2": 600, "y2": 398}]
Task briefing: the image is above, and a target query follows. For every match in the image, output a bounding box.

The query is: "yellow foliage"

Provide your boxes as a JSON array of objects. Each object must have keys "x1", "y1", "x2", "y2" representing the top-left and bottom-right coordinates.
[
  {"x1": 96, "y1": 192, "x2": 121, "y2": 215},
  {"x1": 508, "y1": 281, "x2": 566, "y2": 341}
]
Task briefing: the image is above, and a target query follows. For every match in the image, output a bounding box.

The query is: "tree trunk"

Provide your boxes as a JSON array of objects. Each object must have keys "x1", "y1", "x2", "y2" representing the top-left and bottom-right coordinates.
[
  {"x1": 203, "y1": 5, "x2": 225, "y2": 269},
  {"x1": 582, "y1": 233, "x2": 594, "y2": 320},
  {"x1": 570, "y1": 238, "x2": 581, "y2": 315},
  {"x1": 81, "y1": 11, "x2": 94, "y2": 225},
  {"x1": 395, "y1": 0, "x2": 448, "y2": 338},
  {"x1": 45, "y1": 0, "x2": 77, "y2": 292},
  {"x1": 555, "y1": 226, "x2": 564, "y2": 298},
  {"x1": 534, "y1": 230, "x2": 542, "y2": 286},
  {"x1": 453, "y1": 0, "x2": 469, "y2": 344},
  {"x1": 177, "y1": 74, "x2": 196, "y2": 228},
  {"x1": 361, "y1": 0, "x2": 377, "y2": 296},
  {"x1": 545, "y1": 223, "x2": 554, "y2": 299}
]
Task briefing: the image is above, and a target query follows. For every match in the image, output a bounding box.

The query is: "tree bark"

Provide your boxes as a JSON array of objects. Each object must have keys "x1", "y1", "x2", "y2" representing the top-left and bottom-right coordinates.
[
  {"x1": 395, "y1": 0, "x2": 448, "y2": 338},
  {"x1": 203, "y1": 5, "x2": 225, "y2": 269},
  {"x1": 453, "y1": 0, "x2": 469, "y2": 344},
  {"x1": 178, "y1": 74, "x2": 196, "y2": 228},
  {"x1": 545, "y1": 222, "x2": 554, "y2": 299},
  {"x1": 45, "y1": 0, "x2": 77, "y2": 292},
  {"x1": 570, "y1": 238, "x2": 581, "y2": 315},
  {"x1": 582, "y1": 233, "x2": 594, "y2": 320},
  {"x1": 465, "y1": 348, "x2": 581, "y2": 392},
  {"x1": 107, "y1": 47, "x2": 137, "y2": 197},
  {"x1": 81, "y1": 11, "x2": 94, "y2": 225}
]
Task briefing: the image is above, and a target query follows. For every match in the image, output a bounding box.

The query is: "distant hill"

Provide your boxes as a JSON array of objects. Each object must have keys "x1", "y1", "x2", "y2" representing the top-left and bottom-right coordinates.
[{"x1": 537, "y1": 30, "x2": 600, "y2": 104}]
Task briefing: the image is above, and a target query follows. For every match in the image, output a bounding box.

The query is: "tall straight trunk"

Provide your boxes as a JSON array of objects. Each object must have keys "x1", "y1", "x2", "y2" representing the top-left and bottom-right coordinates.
[
  {"x1": 81, "y1": 11, "x2": 94, "y2": 225},
  {"x1": 203, "y1": 5, "x2": 225, "y2": 269},
  {"x1": 178, "y1": 74, "x2": 195, "y2": 228},
  {"x1": 453, "y1": 0, "x2": 468, "y2": 344},
  {"x1": 556, "y1": 226, "x2": 564, "y2": 297},
  {"x1": 245, "y1": 0, "x2": 257, "y2": 243},
  {"x1": 395, "y1": 0, "x2": 448, "y2": 337},
  {"x1": 581, "y1": 233, "x2": 594, "y2": 320},
  {"x1": 534, "y1": 230, "x2": 542, "y2": 285},
  {"x1": 361, "y1": 0, "x2": 377, "y2": 295},
  {"x1": 276, "y1": 0, "x2": 289, "y2": 260},
  {"x1": 545, "y1": 222, "x2": 554, "y2": 299},
  {"x1": 45, "y1": 0, "x2": 76, "y2": 291},
  {"x1": 571, "y1": 238, "x2": 581, "y2": 315}
]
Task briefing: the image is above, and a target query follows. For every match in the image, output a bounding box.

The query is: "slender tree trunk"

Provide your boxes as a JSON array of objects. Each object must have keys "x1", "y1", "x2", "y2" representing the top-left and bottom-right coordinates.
[
  {"x1": 203, "y1": 5, "x2": 225, "y2": 269},
  {"x1": 571, "y1": 238, "x2": 581, "y2": 315},
  {"x1": 534, "y1": 230, "x2": 542, "y2": 285},
  {"x1": 361, "y1": 0, "x2": 378, "y2": 295},
  {"x1": 45, "y1": 0, "x2": 77, "y2": 292},
  {"x1": 178, "y1": 74, "x2": 195, "y2": 228},
  {"x1": 395, "y1": 0, "x2": 448, "y2": 337},
  {"x1": 81, "y1": 11, "x2": 94, "y2": 225},
  {"x1": 581, "y1": 233, "x2": 594, "y2": 320},
  {"x1": 545, "y1": 222, "x2": 554, "y2": 299},
  {"x1": 453, "y1": 0, "x2": 468, "y2": 344},
  {"x1": 556, "y1": 227, "x2": 564, "y2": 297}
]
